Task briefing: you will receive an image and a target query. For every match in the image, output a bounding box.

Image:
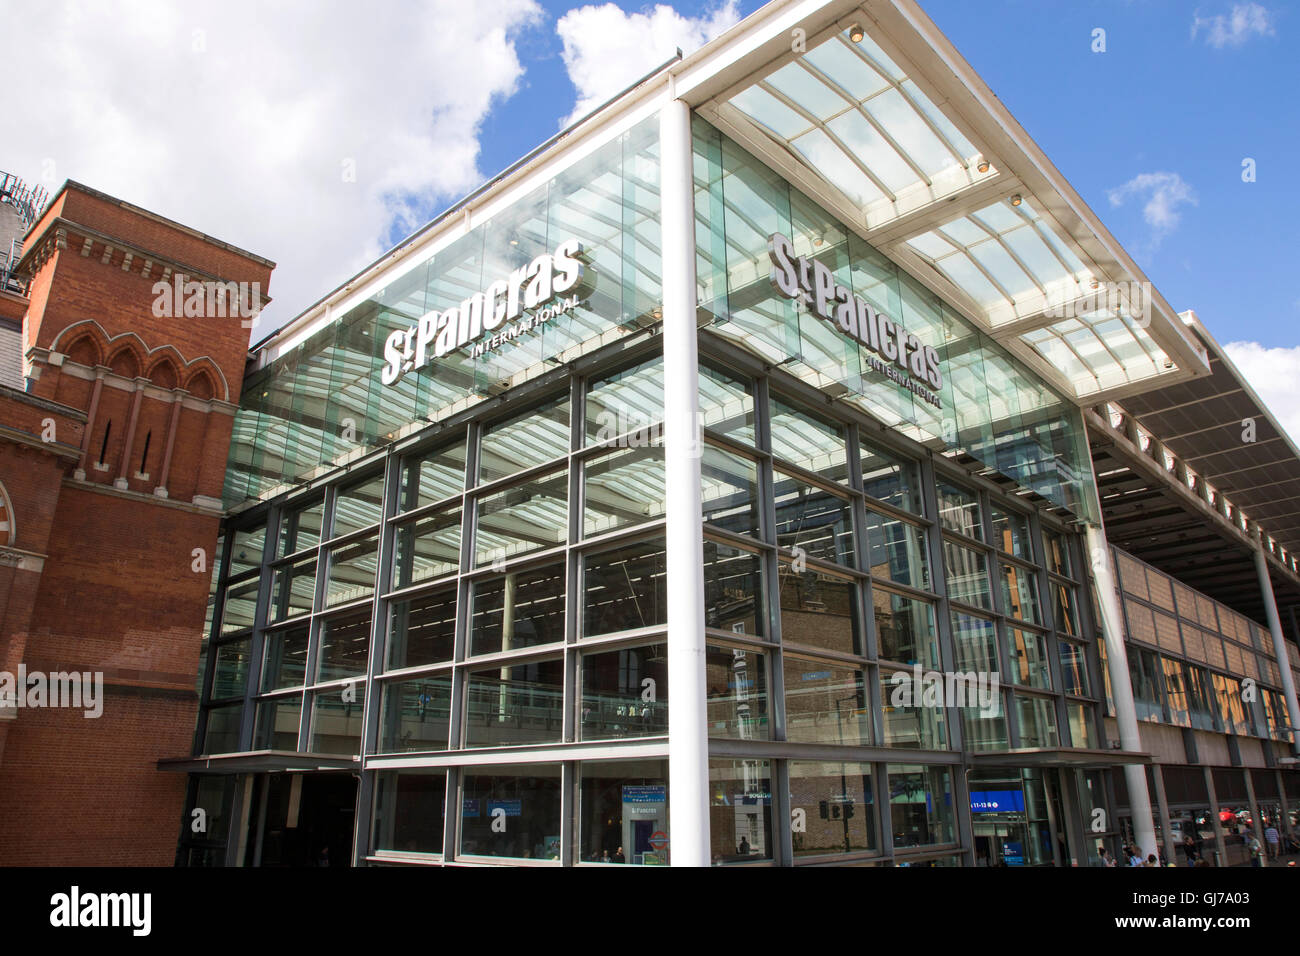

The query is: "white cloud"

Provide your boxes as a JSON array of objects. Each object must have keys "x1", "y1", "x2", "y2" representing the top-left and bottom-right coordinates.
[
  {"x1": 556, "y1": 1, "x2": 741, "y2": 125},
  {"x1": 1223, "y1": 341, "x2": 1300, "y2": 446},
  {"x1": 5, "y1": 0, "x2": 543, "y2": 337},
  {"x1": 1191, "y1": 3, "x2": 1275, "y2": 48},
  {"x1": 1107, "y1": 172, "x2": 1198, "y2": 245}
]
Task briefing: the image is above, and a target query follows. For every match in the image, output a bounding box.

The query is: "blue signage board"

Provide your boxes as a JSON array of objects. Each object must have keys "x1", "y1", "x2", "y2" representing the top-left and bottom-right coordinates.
[{"x1": 970, "y1": 790, "x2": 1026, "y2": 814}]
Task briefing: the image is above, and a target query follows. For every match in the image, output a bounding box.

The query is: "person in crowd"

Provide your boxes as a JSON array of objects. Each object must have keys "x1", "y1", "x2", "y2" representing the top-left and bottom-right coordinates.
[
  {"x1": 1264, "y1": 823, "x2": 1280, "y2": 861},
  {"x1": 1099, "y1": 846, "x2": 1117, "y2": 867}
]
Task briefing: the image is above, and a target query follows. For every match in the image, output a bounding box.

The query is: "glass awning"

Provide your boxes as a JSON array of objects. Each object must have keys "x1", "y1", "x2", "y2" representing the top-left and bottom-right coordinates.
[
  {"x1": 703, "y1": 11, "x2": 1207, "y2": 406},
  {"x1": 728, "y1": 31, "x2": 978, "y2": 220}
]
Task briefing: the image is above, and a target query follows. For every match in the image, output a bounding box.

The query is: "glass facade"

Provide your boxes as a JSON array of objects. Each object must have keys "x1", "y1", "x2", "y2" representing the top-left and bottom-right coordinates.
[{"x1": 179, "y1": 67, "x2": 1285, "y2": 870}]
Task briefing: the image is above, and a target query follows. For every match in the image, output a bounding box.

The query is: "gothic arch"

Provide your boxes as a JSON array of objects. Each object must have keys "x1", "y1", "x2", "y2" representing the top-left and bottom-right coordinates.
[{"x1": 0, "y1": 480, "x2": 14, "y2": 547}]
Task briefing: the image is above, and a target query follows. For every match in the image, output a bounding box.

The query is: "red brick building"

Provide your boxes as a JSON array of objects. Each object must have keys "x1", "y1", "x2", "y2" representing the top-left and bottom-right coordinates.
[{"x1": 0, "y1": 178, "x2": 273, "y2": 864}]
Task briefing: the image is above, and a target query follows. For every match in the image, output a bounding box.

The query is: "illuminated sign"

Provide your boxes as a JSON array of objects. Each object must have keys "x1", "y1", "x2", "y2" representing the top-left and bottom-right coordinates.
[
  {"x1": 380, "y1": 238, "x2": 586, "y2": 386},
  {"x1": 767, "y1": 233, "x2": 943, "y2": 408}
]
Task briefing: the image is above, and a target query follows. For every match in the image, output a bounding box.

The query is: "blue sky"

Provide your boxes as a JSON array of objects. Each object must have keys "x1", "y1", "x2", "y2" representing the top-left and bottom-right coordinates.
[
  {"x1": 8, "y1": 0, "x2": 1297, "y2": 432},
  {"x1": 462, "y1": 0, "x2": 1297, "y2": 352}
]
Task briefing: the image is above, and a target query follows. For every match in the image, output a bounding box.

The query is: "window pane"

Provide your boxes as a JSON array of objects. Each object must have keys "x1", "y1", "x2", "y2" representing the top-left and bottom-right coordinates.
[
  {"x1": 580, "y1": 643, "x2": 669, "y2": 739},
  {"x1": 586, "y1": 357, "x2": 664, "y2": 446},
  {"x1": 1010, "y1": 627, "x2": 1051, "y2": 690},
  {"x1": 999, "y1": 562, "x2": 1040, "y2": 624},
  {"x1": 203, "y1": 703, "x2": 242, "y2": 754},
  {"x1": 393, "y1": 507, "x2": 461, "y2": 588},
  {"x1": 373, "y1": 769, "x2": 446, "y2": 854},
  {"x1": 789, "y1": 761, "x2": 876, "y2": 857},
  {"x1": 699, "y1": 365, "x2": 755, "y2": 446},
  {"x1": 951, "y1": 611, "x2": 999, "y2": 673},
  {"x1": 333, "y1": 472, "x2": 385, "y2": 538},
  {"x1": 472, "y1": 561, "x2": 566, "y2": 655},
  {"x1": 583, "y1": 539, "x2": 666, "y2": 638},
  {"x1": 220, "y1": 577, "x2": 259, "y2": 634},
  {"x1": 255, "y1": 694, "x2": 302, "y2": 750},
  {"x1": 584, "y1": 446, "x2": 665, "y2": 536},
  {"x1": 1043, "y1": 528, "x2": 1073, "y2": 577},
  {"x1": 325, "y1": 534, "x2": 378, "y2": 607},
  {"x1": 709, "y1": 759, "x2": 773, "y2": 864},
  {"x1": 702, "y1": 444, "x2": 761, "y2": 537},
  {"x1": 944, "y1": 541, "x2": 990, "y2": 609},
  {"x1": 577, "y1": 759, "x2": 669, "y2": 865},
  {"x1": 270, "y1": 558, "x2": 316, "y2": 621},
  {"x1": 1059, "y1": 641, "x2": 1090, "y2": 697},
  {"x1": 480, "y1": 395, "x2": 571, "y2": 484},
  {"x1": 262, "y1": 623, "x2": 310, "y2": 691},
  {"x1": 961, "y1": 700, "x2": 1009, "y2": 751},
  {"x1": 861, "y1": 440, "x2": 922, "y2": 514},
  {"x1": 316, "y1": 608, "x2": 371, "y2": 683},
  {"x1": 460, "y1": 766, "x2": 562, "y2": 860},
  {"x1": 400, "y1": 441, "x2": 466, "y2": 511},
  {"x1": 888, "y1": 764, "x2": 955, "y2": 847},
  {"x1": 706, "y1": 645, "x2": 770, "y2": 739},
  {"x1": 881, "y1": 669, "x2": 947, "y2": 749},
  {"x1": 1015, "y1": 694, "x2": 1059, "y2": 747},
  {"x1": 475, "y1": 469, "x2": 567, "y2": 566},
  {"x1": 309, "y1": 685, "x2": 365, "y2": 755},
  {"x1": 990, "y1": 507, "x2": 1032, "y2": 560},
  {"x1": 770, "y1": 398, "x2": 847, "y2": 482},
  {"x1": 704, "y1": 541, "x2": 765, "y2": 637},
  {"x1": 778, "y1": 564, "x2": 861, "y2": 657},
  {"x1": 774, "y1": 472, "x2": 854, "y2": 567},
  {"x1": 874, "y1": 591, "x2": 938, "y2": 667},
  {"x1": 212, "y1": 640, "x2": 251, "y2": 701},
  {"x1": 936, "y1": 481, "x2": 982, "y2": 540},
  {"x1": 783, "y1": 658, "x2": 871, "y2": 746},
  {"x1": 278, "y1": 501, "x2": 323, "y2": 558},
  {"x1": 1067, "y1": 701, "x2": 1096, "y2": 749},
  {"x1": 378, "y1": 676, "x2": 452, "y2": 752},
  {"x1": 865, "y1": 510, "x2": 929, "y2": 590},
  {"x1": 1052, "y1": 580, "x2": 1080, "y2": 637},
  {"x1": 464, "y1": 658, "x2": 565, "y2": 747},
  {"x1": 388, "y1": 588, "x2": 456, "y2": 670},
  {"x1": 231, "y1": 525, "x2": 266, "y2": 574}
]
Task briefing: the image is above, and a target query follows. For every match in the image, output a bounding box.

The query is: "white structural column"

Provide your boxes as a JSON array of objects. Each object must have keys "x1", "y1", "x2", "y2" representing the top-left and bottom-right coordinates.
[
  {"x1": 1085, "y1": 523, "x2": 1159, "y2": 859},
  {"x1": 660, "y1": 94, "x2": 711, "y2": 866},
  {"x1": 1253, "y1": 537, "x2": 1300, "y2": 756}
]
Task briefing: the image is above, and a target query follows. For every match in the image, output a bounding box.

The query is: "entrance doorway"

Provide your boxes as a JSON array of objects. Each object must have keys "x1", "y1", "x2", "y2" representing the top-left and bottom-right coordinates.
[{"x1": 244, "y1": 772, "x2": 357, "y2": 867}]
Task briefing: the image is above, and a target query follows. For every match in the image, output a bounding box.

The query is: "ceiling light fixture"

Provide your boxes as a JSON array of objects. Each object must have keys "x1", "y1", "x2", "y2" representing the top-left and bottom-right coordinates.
[
  {"x1": 977, "y1": 160, "x2": 990, "y2": 173},
  {"x1": 849, "y1": 23, "x2": 864, "y2": 42},
  {"x1": 1009, "y1": 194, "x2": 1022, "y2": 206}
]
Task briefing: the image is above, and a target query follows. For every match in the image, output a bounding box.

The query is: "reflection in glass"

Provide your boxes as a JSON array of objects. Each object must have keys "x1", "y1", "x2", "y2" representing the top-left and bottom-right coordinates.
[
  {"x1": 464, "y1": 658, "x2": 564, "y2": 747},
  {"x1": 990, "y1": 507, "x2": 1032, "y2": 559},
  {"x1": 212, "y1": 639, "x2": 251, "y2": 700},
  {"x1": 699, "y1": 365, "x2": 755, "y2": 446},
  {"x1": 255, "y1": 694, "x2": 302, "y2": 750},
  {"x1": 999, "y1": 561, "x2": 1040, "y2": 624},
  {"x1": 888, "y1": 764, "x2": 954, "y2": 847},
  {"x1": 778, "y1": 564, "x2": 861, "y2": 656},
  {"x1": 460, "y1": 766, "x2": 562, "y2": 860},
  {"x1": 703, "y1": 541, "x2": 764, "y2": 636},
  {"x1": 333, "y1": 472, "x2": 385, "y2": 538},
  {"x1": 325, "y1": 534, "x2": 378, "y2": 607},
  {"x1": 874, "y1": 591, "x2": 938, "y2": 667},
  {"x1": 705, "y1": 645, "x2": 770, "y2": 739},
  {"x1": 783, "y1": 659, "x2": 870, "y2": 746},
  {"x1": 709, "y1": 759, "x2": 773, "y2": 864},
  {"x1": 861, "y1": 439, "x2": 922, "y2": 514},
  {"x1": 309, "y1": 685, "x2": 365, "y2": 755},
  {"x1": 586, "y1": 357, "x2": 664, "y2": 446},
  {"x1": 578, "y1": 760, "x2": 669, "y2": 864},
  {"x1": 1015, "y1": 694, "x2": 1059, "y2": 748},
  {"x1": 951, "y1": 611, "x2": 999, "y2": 674},
  {"x1": 474, "y1": 470, "x2": 567, "y2": 566},
  {"x1": 789, "y1": 761, "x2": 876, "y2": 857},
  {"x1": 479, "y1": 395, "x2": 571, "y2": 484},
  {"x1": 400, "y1": 442, "x2": 466, "y2": 511},
  {"x1": 378, "y1": 676, "x2": 452, "y2": 752},
  {"x1": 278, "y1": 502, "x2": 324, "y2": 558},
  {"x1": 262, "y1": 623, "x2": 310, "y2": 691},
  {"x1": 936, "y1": 481, "x2": 982, "y2": 540},
  {"x1": 1059, "y1": 641, "x2": 1089, "y2": 696},
  {"x1": 584, "y1": 446, "x2": 665, "y2": 536},
  {"x1": 770, "y1": 398, "x2": 848, "y2": 482},
  {"x1": 944, "y1": 540, "x2": 991, "y2": 609},
  {"x1": 702, "y1": 444, "x2": 760, "y2": 537},
  {"x1": 580, "y1": 644, "x2": 668, "y2": 739},
  {"x1": 373, "y1": 769, "x2": 446, "y2": 854},
  {"x1": 865, "y1": 510, "x2": 928, "y2": 589},
  {"x1": 880, "y1": 669, "x2": 947, "y2": 749},
  {"x1": 270, "y1": 558, "x2": 316, "y2": 621},
  {"x1": 1010, "y1": 627, "x2": 1051, "y2": 690}
]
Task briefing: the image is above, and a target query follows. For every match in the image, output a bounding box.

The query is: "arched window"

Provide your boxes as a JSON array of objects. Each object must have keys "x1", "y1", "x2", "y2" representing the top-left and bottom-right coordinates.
[{"x1": 0, "y1": 480, "x2": 14, "y2": 547}]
